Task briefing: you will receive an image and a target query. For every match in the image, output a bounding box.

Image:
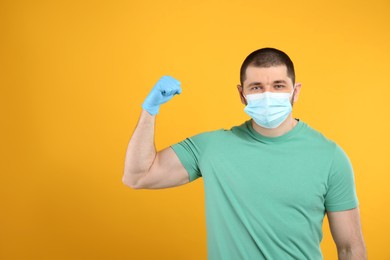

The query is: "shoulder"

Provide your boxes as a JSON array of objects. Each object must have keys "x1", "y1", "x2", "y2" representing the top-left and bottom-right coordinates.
[
  {"x1": 300, "y1": 121, "x2": 339, "y2": 149},
  {"x1": 300, "y1": 121, "x2": 353, "y2": 163}
]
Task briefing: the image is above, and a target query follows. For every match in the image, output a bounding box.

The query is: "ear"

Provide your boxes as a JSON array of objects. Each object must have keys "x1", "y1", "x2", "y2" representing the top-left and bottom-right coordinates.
[
  {"x1": 237, "y1": 85, "x2": 247, "y2": 105},
  {"x1": 292, "y1": 83, "x2": 302, "y2": 103}
]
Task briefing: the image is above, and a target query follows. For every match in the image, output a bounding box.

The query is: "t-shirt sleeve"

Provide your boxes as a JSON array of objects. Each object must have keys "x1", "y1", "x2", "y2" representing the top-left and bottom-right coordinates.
[
  {"x1": 170, "y1": 134, "x2": 207, "y2": 182},
  {"x1": 324, "y1": 144, "x2": 359, "y2": 212}
]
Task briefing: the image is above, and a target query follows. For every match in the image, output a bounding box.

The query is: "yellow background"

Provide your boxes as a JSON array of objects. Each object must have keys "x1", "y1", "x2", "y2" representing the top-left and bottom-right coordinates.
[{"x1": 1, "y1": 0, "x2": 389, "y2": 259}]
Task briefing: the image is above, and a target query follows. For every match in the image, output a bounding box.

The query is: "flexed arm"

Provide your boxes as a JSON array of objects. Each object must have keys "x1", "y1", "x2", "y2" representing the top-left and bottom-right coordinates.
[{"x1": 123, "y1": 76, "x2": 189, "y2": 189}]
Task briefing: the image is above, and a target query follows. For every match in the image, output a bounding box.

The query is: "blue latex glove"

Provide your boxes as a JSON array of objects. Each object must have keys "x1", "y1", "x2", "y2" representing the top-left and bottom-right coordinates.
[{"x1": 142, "y1": 76, "x2": 182, "y2": 115}]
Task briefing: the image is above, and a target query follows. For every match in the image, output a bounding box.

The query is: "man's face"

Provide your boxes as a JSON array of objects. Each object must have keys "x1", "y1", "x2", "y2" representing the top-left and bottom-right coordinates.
[{"x1": 238, "y1": 65, "x2": 301, "y2": 105}]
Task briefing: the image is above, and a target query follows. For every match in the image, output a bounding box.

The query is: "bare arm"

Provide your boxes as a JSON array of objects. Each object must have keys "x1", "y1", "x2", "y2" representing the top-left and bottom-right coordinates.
[
  {"x1": 327, "y1": 207, "x2": 367, "y2": 260},
  {"x1": 122, "y1": 109, "x2": 157, "y2": 188},
  {"x1": 122, "y1": 110, "x2": 189, "y2": 189}
]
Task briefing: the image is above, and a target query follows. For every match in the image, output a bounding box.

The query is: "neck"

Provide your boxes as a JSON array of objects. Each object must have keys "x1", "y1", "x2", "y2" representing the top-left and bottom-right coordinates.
[{"x1": 251, "y1": 115, "x2": 298, "y2": 137}]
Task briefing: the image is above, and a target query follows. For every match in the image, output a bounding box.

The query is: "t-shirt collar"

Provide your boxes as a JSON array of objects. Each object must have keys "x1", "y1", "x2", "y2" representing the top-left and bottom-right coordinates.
[{"x1": 245, "y1": 119, "x2": 304, "y2": 143}]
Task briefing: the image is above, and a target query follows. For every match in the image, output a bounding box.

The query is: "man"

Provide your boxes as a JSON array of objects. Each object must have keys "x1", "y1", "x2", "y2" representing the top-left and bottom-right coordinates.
[{"x1": 123, "y1": 48, "x2": 367, "y2": 259}]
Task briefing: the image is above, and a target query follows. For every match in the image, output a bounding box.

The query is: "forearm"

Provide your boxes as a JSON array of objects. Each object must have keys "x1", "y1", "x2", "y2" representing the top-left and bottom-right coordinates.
[{"x1": 123, "y1": 110, "x2": 157, "y2": 187}]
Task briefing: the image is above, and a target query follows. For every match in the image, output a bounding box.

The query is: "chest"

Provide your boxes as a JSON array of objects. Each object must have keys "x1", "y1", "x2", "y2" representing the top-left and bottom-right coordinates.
[{"x1": 199, "y1": 140, "x2": 331, "y2": 209}]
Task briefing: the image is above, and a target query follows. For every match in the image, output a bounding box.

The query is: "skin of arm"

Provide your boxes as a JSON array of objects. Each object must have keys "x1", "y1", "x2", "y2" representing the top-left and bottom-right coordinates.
[
  {"x1": 327, "y1": 207, "x2": 367, "y2": 260},
  {"x1": 122, "y1": 110, "x2": 189, "y2": 189}
]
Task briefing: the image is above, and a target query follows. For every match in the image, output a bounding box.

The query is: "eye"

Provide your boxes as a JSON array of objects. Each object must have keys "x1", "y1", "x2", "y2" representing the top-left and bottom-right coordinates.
[
  {"x1": 274, "y1": 85, "x2": 285, "y2": 89},
  {"x1": 250, "y1": 86, "x2": 262, "y2": 91}
]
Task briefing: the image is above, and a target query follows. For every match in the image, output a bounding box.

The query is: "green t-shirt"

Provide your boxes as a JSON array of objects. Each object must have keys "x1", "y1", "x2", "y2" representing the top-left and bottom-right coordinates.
[{"x1": 171, "y1": 119, "x2": 358, "y2": 260}]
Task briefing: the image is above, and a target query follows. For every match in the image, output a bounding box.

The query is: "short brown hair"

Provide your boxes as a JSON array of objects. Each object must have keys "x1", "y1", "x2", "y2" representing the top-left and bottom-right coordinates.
[{"x1": 240, "y1": 48, "x2": 295, "y2": 86}]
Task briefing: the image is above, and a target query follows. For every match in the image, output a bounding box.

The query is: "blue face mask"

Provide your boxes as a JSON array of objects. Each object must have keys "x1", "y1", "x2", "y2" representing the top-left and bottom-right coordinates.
[{"x1": 244, "y1": 91, "x2": 294, "y2": 129}]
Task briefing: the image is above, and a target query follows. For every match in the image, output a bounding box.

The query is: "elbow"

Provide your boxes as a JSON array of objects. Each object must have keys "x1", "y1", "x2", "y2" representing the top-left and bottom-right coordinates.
[{"x1": 122, "y1": 175, "x2": 142, "y2": 189}]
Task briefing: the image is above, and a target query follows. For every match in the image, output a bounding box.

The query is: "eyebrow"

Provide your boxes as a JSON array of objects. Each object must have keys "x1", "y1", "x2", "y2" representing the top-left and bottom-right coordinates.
[
  {"x1": 273, "y1": 80, "x2": 287, "y2": 84},
  {"x1": 246, "y1": 80, "x2": 288, "y2": 87}
]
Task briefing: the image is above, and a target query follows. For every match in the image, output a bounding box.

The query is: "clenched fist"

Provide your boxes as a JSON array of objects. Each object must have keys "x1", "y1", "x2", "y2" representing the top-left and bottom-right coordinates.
[{"x1": 142, "y1": 76, "x2": 182, "y2": 115}]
